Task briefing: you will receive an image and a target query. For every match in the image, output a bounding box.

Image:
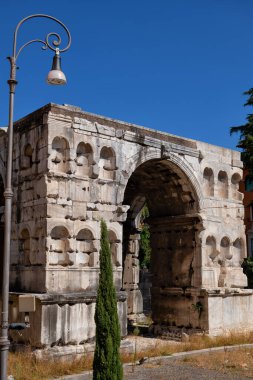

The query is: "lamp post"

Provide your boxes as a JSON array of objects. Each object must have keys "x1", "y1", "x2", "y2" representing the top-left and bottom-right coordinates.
[{"x1": 0, "y1": 14, "x2": 71, "y2": 379}]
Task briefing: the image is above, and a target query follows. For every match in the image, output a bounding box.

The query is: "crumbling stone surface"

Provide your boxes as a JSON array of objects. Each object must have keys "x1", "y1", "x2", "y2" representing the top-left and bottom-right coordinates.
[{"x1": 0, "y1": 103, "x2": 250, "y2": 349}]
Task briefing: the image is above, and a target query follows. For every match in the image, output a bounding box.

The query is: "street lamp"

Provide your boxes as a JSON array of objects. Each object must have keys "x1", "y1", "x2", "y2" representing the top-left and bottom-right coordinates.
[{"x1": 0, "y1": 14, "x2": 71, "y2": 379}]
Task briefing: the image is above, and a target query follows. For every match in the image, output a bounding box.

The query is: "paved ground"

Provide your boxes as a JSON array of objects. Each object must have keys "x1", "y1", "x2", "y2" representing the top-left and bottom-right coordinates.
[
  {"x1": 60, "y1": 359, "x2": 250, "y2": 380},
  {"x1": 59, "y1": 356, "x2": 251, "y2": 380},
  {"x1": 124, "y1": 359, "x2": 250, "y2": 380},
  {"x1": 58, "y1": 339, "x2": 253, "y2": 380}
]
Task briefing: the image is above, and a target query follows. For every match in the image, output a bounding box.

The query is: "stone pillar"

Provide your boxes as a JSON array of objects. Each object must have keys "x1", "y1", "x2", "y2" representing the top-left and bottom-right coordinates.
[{"x1": 122, "y1": 230, "x2": 143, "y2": 317}]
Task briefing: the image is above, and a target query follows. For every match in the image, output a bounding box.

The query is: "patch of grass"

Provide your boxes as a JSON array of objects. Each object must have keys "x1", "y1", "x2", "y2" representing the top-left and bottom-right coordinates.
[
  {"x1": 127, "y1": 331, "x2": 253, "y2": 359},
  {"x1": 8, "y1": 350, "x2": 93, "y2": 380},
  {"x1": 180, "y1": 331, "x2": 253, "y2": 352},
  {"x1": 178, "y1": 347, "x2": 253, "y2": 377}
]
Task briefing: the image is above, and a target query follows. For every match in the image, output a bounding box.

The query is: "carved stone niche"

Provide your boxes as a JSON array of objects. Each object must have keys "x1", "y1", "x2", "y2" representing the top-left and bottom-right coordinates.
[
  {"x1": 72, "y1": 228, "x2": 98, "y2": 267},
  {"x1": 49, "y1": 225, "x2": 71, "y2": 266},
  {"x1": 51, "y1": 136, "x2": 71, "y2": 174},
  {"x1": 75, "y1": 142, "x2": 94, "y2": 177},
  {"x1": 231, "y1": 173, "x2": 242, "y2": 201},
  {"x1": 19, "y1": 228, "x2": 31, "y2": 266},
  {"x1": 217, "y1": 171, "x2": 228, "y2": 199},
  {"x1": 203, "y1": 167, "x2": 214, "y2": 197},
  {"x1": 99, "y1": 146, "x2": 116, "y2": 180},
  {"x1": 21, "y1": 144, "x2": 33, "y2": 170}
]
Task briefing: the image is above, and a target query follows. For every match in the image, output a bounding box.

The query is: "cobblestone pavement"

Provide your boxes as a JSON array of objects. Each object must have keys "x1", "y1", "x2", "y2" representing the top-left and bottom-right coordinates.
[{"x1": 124, "y1": 360, "x2": 250, "y2": 380}]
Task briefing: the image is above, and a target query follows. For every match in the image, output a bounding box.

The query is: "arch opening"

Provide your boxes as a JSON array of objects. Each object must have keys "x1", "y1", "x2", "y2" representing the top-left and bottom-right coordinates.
[{"x1": 122, "y1": 158, "x2": 202, "y2": 329}]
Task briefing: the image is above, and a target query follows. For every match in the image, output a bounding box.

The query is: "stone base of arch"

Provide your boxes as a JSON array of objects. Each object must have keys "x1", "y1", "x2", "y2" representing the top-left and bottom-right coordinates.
[
  {"x1": 8, "y1": 291, "x2": 128, "y2": 348},
  {"x1": 203, "y1": 288, "x2": 253, "y2": 335},
  {"x1": 129, "y1": 287, "x2": 253, "y2": 336},
  {"x1": 7, "y1": 287, "x2": 253, "y2": 351}
]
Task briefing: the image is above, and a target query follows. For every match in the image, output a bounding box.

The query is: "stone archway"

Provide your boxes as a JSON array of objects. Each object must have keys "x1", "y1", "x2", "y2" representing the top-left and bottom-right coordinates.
[{"x1": 122, "y1": 158, "x2": 203, "y2": 329}]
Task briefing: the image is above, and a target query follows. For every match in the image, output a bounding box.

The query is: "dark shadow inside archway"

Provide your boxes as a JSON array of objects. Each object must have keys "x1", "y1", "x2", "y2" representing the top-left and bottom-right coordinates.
[
  {"x1": 0, "y1": 176, "x2": 4, "y2": 294},
  {"x1": 122, "y1": 158, "x2": 203, "y2": 330}
]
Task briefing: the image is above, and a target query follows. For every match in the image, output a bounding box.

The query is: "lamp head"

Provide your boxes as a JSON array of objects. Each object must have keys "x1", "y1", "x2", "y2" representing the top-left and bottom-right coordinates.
[{"x1": 46, "y1": 50, "x2": 67, "y2": 85}]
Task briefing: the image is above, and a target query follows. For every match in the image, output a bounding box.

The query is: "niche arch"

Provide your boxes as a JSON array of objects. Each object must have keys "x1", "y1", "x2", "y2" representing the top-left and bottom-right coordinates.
[
  {"x1": 218, "y1": 171, "x2": 228, "y2": 199},
  {"x1": 206, "y1": 236, "x2": 217, "y2": 263},
  {"x1": 51, "y1": 136, "x2": 70, "y2": 173},
  {"x1": 233, "y1": 238, "x2": 244, "y2": 266},
  {"x1": 49, "y1": 225, "x2": 71, "y2": 266},
  {"x1": 220, "y1": 236, "x2": 231, "y2": 260},
  {"x1": 99, "y1": 146, "x2": 116, "y2": 180},
  {"x1": 203, "y1": 167, "x2": 214, "y2": 197},
  {"x1": 75, "y1": 228, "x2": 96, "y2": 267},
  {"x1": 21, "y1": 143, "x2": 33, "y2": 170},
  {"x1": 75, "y1": 142, "x2": 93, "y2": 177},
  {"x1": 231, "y1": 173, "x2": 242, "y2": 200},
  {"x1": 19, "y1": 228, "x2": 31, "y2": 266}
]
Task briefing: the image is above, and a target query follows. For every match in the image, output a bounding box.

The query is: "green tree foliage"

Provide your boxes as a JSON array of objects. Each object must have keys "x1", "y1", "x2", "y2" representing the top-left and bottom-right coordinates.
[
  {"x1": 139, "y1": 205, "x2": 151, "y2": 269},
  {"x1": 230, "y1": 88, "x2": 253, "y2": 175},
  {"x1": 242, "y1": 257, "x2": 253, "y2": 289},
  {"x1": 93, "y1": 220, "x2": 123, "y2": 380}
]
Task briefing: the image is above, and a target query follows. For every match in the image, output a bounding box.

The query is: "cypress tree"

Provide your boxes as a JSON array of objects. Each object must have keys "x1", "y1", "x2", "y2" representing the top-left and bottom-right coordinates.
[{"x1": 93, "y1": 220, "x2": 123, "y2": 380}]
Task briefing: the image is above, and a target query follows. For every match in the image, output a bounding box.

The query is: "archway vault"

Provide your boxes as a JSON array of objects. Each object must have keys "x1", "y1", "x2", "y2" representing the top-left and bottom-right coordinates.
[{"x1": 122, "y1": 157, "x2": 203, "y2": 328}]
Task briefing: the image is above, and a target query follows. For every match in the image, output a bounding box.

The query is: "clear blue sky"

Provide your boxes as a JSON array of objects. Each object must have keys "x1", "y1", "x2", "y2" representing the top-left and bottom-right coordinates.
[{"x1": 1, "y1": 0, "x2": 253, "y2": 150}]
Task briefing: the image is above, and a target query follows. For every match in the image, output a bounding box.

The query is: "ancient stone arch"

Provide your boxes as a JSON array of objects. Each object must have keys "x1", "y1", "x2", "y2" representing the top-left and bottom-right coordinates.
[
  {"x1": 0, "y1": 103, "x2": 250, "y2": 351},
  {"x1": 122, "y1": 157, "x2": 203, "y2": 325}
]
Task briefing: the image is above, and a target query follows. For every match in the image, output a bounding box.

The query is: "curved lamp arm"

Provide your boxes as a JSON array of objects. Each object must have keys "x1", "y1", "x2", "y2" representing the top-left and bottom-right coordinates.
[
  {"x1": 14, "y1": 13, "x2": 71, "y2": 59},
  {"x1": 9, "y1": 13, "x2": 71, "y2": 81}
]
